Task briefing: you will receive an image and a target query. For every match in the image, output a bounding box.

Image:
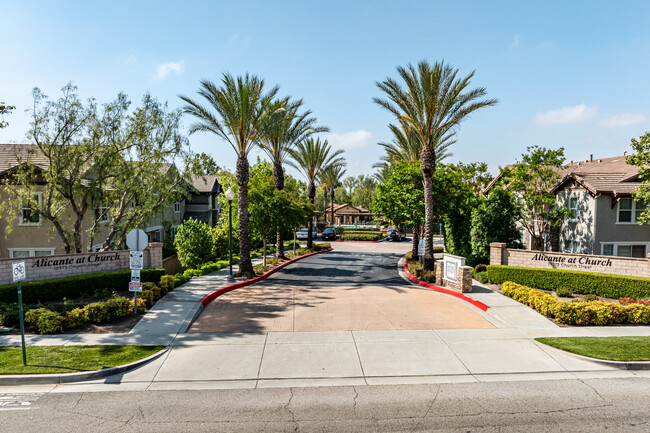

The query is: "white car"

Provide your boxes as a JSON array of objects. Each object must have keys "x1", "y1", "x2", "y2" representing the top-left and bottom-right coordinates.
[{"x1": 297, "y1": 228, "x2": 318, "y2": 240}]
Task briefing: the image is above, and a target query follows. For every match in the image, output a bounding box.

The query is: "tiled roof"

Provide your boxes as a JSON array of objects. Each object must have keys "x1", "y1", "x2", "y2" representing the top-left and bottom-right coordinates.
[
  {"x1": 0, "y1": 144, "x2": 48, "y2": 173},
  {"x1": 190, "y1": 175, "x2": 221, "y2": 193},
  {"x1": 554, "y1": 156, "x2": 641, "y2": 196}
]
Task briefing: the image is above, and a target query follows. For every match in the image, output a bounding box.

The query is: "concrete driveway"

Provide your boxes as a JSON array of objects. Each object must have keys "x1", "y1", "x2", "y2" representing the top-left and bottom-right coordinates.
[{"x1": 189, "y1": 240, "x2": 493, "y2": 333}]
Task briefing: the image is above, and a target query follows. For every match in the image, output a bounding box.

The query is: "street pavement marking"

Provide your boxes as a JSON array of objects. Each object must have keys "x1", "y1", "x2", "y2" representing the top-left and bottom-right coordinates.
[{"x1": 0, "y1": 393, "x2": 43, "y2": 410}]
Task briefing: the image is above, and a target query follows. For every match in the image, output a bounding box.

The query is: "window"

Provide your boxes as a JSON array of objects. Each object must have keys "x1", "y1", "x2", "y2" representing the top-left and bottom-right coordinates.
[
  {"x1": 563, "y1": 239, "x2": 580, "y2": 253},
  {"x1": 617, "y1": 198, "x2": 646, "y2": 223},
  {"x1": 568, "y1": 197, "x2": 578, "y2": 220},
  {"x1": 98, "y1": 202, "x2": 109, "y2": 223},
  {"x1": 617, "y1": 244, "x2": 646, "y2": 258},
  {"x1": 9, "y1": 248, "x2": 54, "y2": 258},
  {"x1": 171, "y1": 226, "x2": 178, "y2": 240},
  {"x1": 20, "y1": 193, "x2": 41, "y2": 225},
  {"x1": 174, "y1": 201, "x2": 181, "y2": 213},
  {"x1": 602, "y1": 244, "x2": 614, "y2": 256}
]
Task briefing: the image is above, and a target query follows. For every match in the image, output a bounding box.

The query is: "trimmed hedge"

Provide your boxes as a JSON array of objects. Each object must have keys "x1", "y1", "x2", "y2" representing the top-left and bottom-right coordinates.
[
  {"x1": 0, "y1": 269, "x2": 165, "y2": 304},
  {"x1": 340, "y1": 233, "x2": 383, "y2": 241},
  {"x1": 340, "y1": 227, "x2": 380, "y2": 233},
  {"x1": 502, "y1": 282, "x2": 650, "y2": 326},
  {"x1": 487, "y1": 265, "x2": 650, "y2": 300}
]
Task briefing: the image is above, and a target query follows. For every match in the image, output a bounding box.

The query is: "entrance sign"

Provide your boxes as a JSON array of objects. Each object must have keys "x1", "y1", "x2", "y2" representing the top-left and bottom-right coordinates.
[
  {"x1": 129, "y1": 282, "x2": 143, "y2": 292},
  {"x1": 443, "y1": 254, "x2": 466, "y2": 282},
  {"x1": 12, "y1": 261, "x2": 26, "y2": 282},
  {"x1": 129, "y1": 251, "x2": 143, "y2": 270},
  {"x1": 126, "y1": 229, "x2": 148, "y2": 251}
]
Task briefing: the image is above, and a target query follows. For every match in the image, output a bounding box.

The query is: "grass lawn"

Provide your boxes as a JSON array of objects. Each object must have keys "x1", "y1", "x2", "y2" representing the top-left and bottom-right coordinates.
[
  {"x1": 0, "y1": 345, "x2": 164, "y2": 375},
  {"x1": 536, "y1": 337, "x2": 650, "y2": 361}
]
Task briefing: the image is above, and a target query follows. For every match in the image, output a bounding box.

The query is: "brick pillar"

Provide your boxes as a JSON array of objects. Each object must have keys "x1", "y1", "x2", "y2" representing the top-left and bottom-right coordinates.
[
  {"x1": 458, "y1": 265, "x2": 473, "y2": 293},
  {"x1": 144, "y1": 242, "x2": 163, "y2": 269},
  {"x1": 436, "y1": 260, "x2": 443, "y2": 285},
  {"x1": 490, "y1": 242, "x2": 506, "y2": 265}
]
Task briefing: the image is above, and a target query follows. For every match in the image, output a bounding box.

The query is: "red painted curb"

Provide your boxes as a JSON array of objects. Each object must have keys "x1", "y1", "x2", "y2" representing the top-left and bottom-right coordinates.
[
  {"x1": 403, "y1": 261, "x2": 490, "y2": 312},
  {"x1": 335, "y1": 240, "x2": 381, "y2": 243},
  {"x1": 199, "y1": 248, "x2": 333, "y2": 307}
]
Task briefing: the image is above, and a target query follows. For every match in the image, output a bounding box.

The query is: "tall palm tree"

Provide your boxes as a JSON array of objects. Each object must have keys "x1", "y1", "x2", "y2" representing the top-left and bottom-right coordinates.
[
  {"x1": 180, "y1": 73, "x2": 278, "y2": 276},
  {"x1": 288, "y1": 138, "x2": 344, "y2": 248},
  {"x1": 374, "y1": 60, "x2": 497, "y2": 270},
  {"x1": 258, "y1": 98, "x2": 328, "y2": 258},
  {"x1": 320, "y1": 164, "x2": 347, "y2": 227}
]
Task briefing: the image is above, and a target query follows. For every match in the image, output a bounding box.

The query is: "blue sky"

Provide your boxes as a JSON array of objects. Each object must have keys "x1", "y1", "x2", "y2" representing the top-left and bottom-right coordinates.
[{"x1": 2, "y1": 1, "x2": 650, "y2": 179}]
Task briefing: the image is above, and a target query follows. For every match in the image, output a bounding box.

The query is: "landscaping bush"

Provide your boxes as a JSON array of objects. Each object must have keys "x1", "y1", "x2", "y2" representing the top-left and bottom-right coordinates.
[
  {"x1": 555, "y1": 287, "x2": 573, "y2": 298},
  {"x1": 65, "y1": 308, "x2": 88, "y2": 328},
  {"x1": 502, "y1": 281, "x2": 650, "y2": 326},
  {"x1": 174, "y1": 273, "x2": 190, "y2": 287},
  {"x1": 24, "y1": 308, "x2": 49, "y2": 330},
  {"x1": 488, "y1": 265, "x2": 650, "y2": 299},
  {"x1": 476, "y1": 271, "x2": 489, "y2": 284},
  {"x1": 583, "y1": 294, "x2": 599, "y2": 302},
  {"x1": 340, "y1": 233, "x2": 382, "y2": 241},
  {"x1": 474, "y1": 264, "x2": 487, "y2": 274},
  {"x1": 35, "y1": 310, "x2": 65, "y2": 334},
  {"x1": 0, "y1": 302, "x2": 25, "y2": 327},
  {"x1": 313, "y1": 243, "x2": 331, "y2": 251},
  {"x1": 142, "y1": 282, "x2": 161, "y2": 302},
  {"x1": 105, "y1": 297, "x2": 132, "y2": 318},
  {"x1": 159, "y1": 275, "x2": 175, "y2": 293},
  {"x1": 183, "y1": 269, "x2": 203, "y2": 279},
  {"x1": 0, "y1": 269, "x2": 165, "y2": 304},
  {"x1": 84, "y1": 302, "x2": 110, "y2": 323},
  {"x1": 619, "y1": 298, "x2": 650, "y2": 306},
  {"x1": 139, "y1": 290, "x2": 154, "y2": 308},
  {"x1": 340, "y1": 227, "x2": 380, "y2": 233}
]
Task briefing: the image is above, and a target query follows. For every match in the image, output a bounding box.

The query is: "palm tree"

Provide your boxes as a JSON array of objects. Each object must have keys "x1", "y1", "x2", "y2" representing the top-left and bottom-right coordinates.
[
  {"x1": 180, "y1": 73, "x2": 278, "y2": 276},
  {"x1": 258, "y1": 98, "x2": 328, "y2": 258},
  {"x1": 288, "y1": 138, "x2": 344, "y2": 248},
  {"x1": 374, "y1": 60, "x2": 497, "y2": 270},
  {"x1": 320, "y1": 164, "x2": 347, "y2": 227}
]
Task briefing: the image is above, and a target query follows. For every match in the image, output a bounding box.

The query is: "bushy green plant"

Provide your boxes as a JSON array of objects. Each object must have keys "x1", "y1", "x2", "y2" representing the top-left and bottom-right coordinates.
[
  {"x1": 139, "y1": 290, "x2": 154, "y2": 308},
  {"x1": 94, "y1": 288, "x2": 117, "y2": 300},
  {"x1": 24, "y1": 308, "x2": 49, "y2": 330},
  {"x1": 174, "y1": 218, "x2": 214, "y2": 269},
  {"x1": 474, "y1": 264, "x2": 487, "y2": 274},
  {"x1": 35, "y1": 310, "x2": 65, "y2": 334},
  {"x1": 159, "y1": 275, "x2": 175, "y2": 294},
  {"x1": 174, "y1": 273, "x2": 190, "y2": 287},
  {"x1": 183, "y1": 269, "x2": 203, "y2": 278},
  {"x1": 313, "y1": 243, "x2": 331, "y2": 251},
  {"x1": 555, "y1": 287, "x2": 573, "y2": 298},
  {"x1": 340, "y1": 233, "x2": 382, "y2": 241},
  {"x1": 105, "y1": 297, "x2": 132, "y2": 318},
  {"x1": 583, "y1": 294, "x2": 599, "y2": 302},
  {"x1": 476, "y1": 271, "x2": 489, "y2": 283},
  {"x1": 488, "y1": 265, "x2": 650, "y2": 299},
  {"x1": 84, "y1": 302, "x2": 110, "y2": 323},
  {"x1": 142, "y1": 282, "x2": 161, "y2": 302},
  {"x1": 65, "y1": 308, "x2": 88, "y2": 328}
]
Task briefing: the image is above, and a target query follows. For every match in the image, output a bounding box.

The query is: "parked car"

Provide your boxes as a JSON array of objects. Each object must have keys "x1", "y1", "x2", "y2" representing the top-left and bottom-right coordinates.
[
  {"x1": 297, "y1": 228, "x2": 318, "y2": 240},
  {"x1": 386, "y1": 228, "x2": 406, "y2": 241},
  {"x1": 321, "y1": 228, "x2": 337, "y2": 241}
]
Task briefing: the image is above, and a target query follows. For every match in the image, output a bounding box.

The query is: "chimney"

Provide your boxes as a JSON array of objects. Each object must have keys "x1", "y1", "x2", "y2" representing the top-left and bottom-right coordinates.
[{"x1": 590, "y1": 154, "x2": 593, "y2": 162}]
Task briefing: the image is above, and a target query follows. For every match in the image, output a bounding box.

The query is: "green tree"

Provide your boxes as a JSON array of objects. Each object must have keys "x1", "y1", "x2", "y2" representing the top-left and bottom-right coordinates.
[
  {"x1": 470, "y1": 188, "x2": 523, "y2": 263},
  {"x1": 505, "y1": 146, "x2": 568, "y2": 250},
  {"x1": 174, "y1": 218, "x2": 213, "y2": 269},
  {"x1": 0, "y1": 102, "x2": 15, "y2": 128},
  {"x1": 320, "y1": 164, "x2": 347, "y2": 226},
  {"x1": 180, "y1": 74, "x2": 278, "y2": 276},
  {"x1": 374, "y1": 60, "x2": 497, "y2": 270},
  {"x1": 373, "y1": 161, "x2": 424, "y2": 256},
  {"x1": 288, "y1": 138, "x2": 344, "y2": 248},
  {"x1": 626, "y1": 132, "x2": 650, "y2": 224},
  {"x1": 258, "y1": 97, "x2": 327, "y2": 258}
]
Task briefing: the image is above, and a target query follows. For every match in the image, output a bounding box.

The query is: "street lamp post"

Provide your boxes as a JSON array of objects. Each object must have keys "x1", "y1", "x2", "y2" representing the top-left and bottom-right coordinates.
[{"x1": 225, "y1": 187, "x2": 235, "y2": 281}]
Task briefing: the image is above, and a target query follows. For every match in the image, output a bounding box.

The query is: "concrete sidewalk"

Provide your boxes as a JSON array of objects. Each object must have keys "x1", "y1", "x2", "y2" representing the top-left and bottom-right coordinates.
[{"x1": 2, "y1": 249, "x2": 650, "y2": 390}]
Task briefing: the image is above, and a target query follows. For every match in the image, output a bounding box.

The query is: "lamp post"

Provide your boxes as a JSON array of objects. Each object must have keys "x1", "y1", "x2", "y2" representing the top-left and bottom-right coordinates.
[{"x1": 225, "y1": 186, "x2": 235, "y2": 281}]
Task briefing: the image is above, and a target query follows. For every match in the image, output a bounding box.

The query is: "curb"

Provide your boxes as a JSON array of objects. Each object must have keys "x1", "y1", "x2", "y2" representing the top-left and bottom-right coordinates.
[
  {"x1": 0, "y1": 346, "x2": 170, "y2": 385},
  {"x1": 403, "y1": 261, "x2": 490, "y2": 312},
  {"x1": 198, "y1": 248, "x2": 333, "y2": 307},
  {"x1": 335, "y1": 240, "x2": 381, "y2": 243},
  {"x1": 537, "y1": 341, "x2": 650, "y2": 371}
]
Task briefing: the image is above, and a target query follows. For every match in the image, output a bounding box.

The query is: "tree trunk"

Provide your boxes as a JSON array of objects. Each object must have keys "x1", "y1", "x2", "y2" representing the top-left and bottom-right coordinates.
[
  {"x1": 307, "y1": 181, "x2": 315, "y2": 249},
  {"x1": 412, "y1": 224, "x2": 419, "y2": 258},
  {"x1": 323, "y1": 188, "x2": 328, "y2": 223},
  {"x1": 421, "y1": 145, "x2": 436, "y2": 271},
  {"x1": 330, "y1": 188, "x2": 335, "y2": 227},
  {"x1": 236, "y1": 156, "x2": 254, "y2": 276},
  {"x1": 273, "y1": 161, "x2": 286, "y2": 259}
]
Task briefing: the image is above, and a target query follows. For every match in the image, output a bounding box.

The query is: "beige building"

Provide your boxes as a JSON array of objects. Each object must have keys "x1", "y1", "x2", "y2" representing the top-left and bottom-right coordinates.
[
  {"x1": 0, "y1": 144, "x2": 221, "y2": 259},
  {"x1": 325, "y1": 203, "x2": 376, "y2": 227}
]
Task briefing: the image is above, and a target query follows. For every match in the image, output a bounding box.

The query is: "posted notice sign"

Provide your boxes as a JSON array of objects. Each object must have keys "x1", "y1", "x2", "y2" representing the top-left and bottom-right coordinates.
[
  {"x1": 129, "y1": 251, "x2": 143, "y2": 270},
  {"x1": 12, "y1": 261, "x2": 26, "y2": 282},
  {"x1": 418, "y1": 239, "x2": 425, "y2": 256},
  {"x1": 129, "y1": 282, "x2": 143, "y2": 292},
  {"x1": 131, "y1": 269, "x2": 141, "y2": 283}
]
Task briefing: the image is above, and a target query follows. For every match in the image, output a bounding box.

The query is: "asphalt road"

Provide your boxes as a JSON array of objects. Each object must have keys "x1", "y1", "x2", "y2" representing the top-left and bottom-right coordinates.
[
  {"x1": 1, "y1": 377, "x2": 649, "y2": 432},
  {"x1": 190, "y1": 243, "x2": 492, "y2": 332}
]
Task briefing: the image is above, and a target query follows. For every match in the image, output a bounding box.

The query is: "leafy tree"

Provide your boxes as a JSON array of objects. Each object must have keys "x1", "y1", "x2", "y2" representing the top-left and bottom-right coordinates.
[
  {"x1": 0, "y1": 84, "x2": 190, "y2": 253},
  {"x1": 374, "y1": 60, "x2": 497, "y2": 270},
  {"x1": 373, "y1": 160, "x2": 424, "y2": 256},
  {"x1": 626, "y1": 132, "x2": 650, "y2": 224},
  {"x1": 174, "y1": 218, "x2": 213, "y2": 269},
  {"x1": 0, "y1": 102, "x2": 15, "y2": 128},
  {"x1": 505, "y1": 146, "x2": 568, "y2": 250},
  {"x1": 288, "y1": 138, "x2": 344, "y2": 247},
  {"x1": 180, "y1": 74, "x2": 278, "y2": 277},
  {"x1": 470, "y1": 188, "x2": 523, "y2": 263},
  {"x1": 320, "y1": 164, "x2": 346, "y2": 225}
]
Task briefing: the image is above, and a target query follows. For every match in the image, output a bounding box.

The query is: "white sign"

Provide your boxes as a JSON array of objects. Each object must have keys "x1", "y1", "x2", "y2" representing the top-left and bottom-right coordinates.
[
  {"x1": 126, "y1": 229, "x2": 148, "y2": 251},
  {"x1": 443, "y1": 254, "x2": 466, "y2": 282},
  {"x1": 418, "y1": 239, "x2": 425, "y2": 256},
  {"x1": 129, "y1": 251, "x2": 143, "y2": 270},
  {"x1": 131, "y1": 269, "x2": 141, "y2": 283},
  {"x1": 12, "y1": 261, "x2": 26, "y2": 282},
  {"x1": 129, "y1": 282, "x2": 143, "y2": 292}
]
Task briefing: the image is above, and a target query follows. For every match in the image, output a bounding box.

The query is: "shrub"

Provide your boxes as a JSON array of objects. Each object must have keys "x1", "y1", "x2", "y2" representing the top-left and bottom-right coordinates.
[
  {"x1": 619, "y1": 298, "x2": 650, "y2": 306},
  {"x1": 0, "y1": 303, "x2": 23, "y2": 327},
  {"x1": 174, "y1": 218, "x2": 214, "y2": 269},
  {"x1": 139, "y1": 290, "x2": 154, "y2": 308},
  {"x1": 555, "y1": 287, "x2": 573, "y2": 298},
  {"x1": 136, "y1": 298, "x2": 146, "y2": 314},
  {"x1": 174, "y1": 273, "x2": 190, "y2": 287},
  {"x1": 487, "y1": 265, "x2": 650, "y2": 299},
  {"x1": 476, "y1": 271, "x2": 489, "y2": 284},
  {"x1": 340, "y1": 233, "x2": 382, "y2": 241},
  {"x1": 105, "y1": 297, "x2": 132, "y2": 318},
  {"x1": 35, "y1": 310, "x2": 65, "y2": 334},
  {"x1": 24, "y1": 308, "x2": 50, "y2": 330},
  {"x1": 313, "y1": 243, "x2": 331, "y2": 251},
  {"x1": 142, "y1": 282, "x2": 161, "y2": 302},
  {"x1": 183, "y1": 269, "x2": 203, "y2": 279},
  {"x1": 159, "y1": 275, "x2": 175, "y2": 293},
  {"x1": 84, "y1": 302, "x2": 110, "y2": 323},
  {"x1": 474, "y1": 264, "x2": 487, "y2": 274},
  {"x1": 65, "y1": 308, "x2": 88, "y2": 328},
  {"x1": 583, "y1": 294, "x2": 599, "y2": 302},
  {"x1": 0, "y1": 269, "x2": 165, "y2": 304}
]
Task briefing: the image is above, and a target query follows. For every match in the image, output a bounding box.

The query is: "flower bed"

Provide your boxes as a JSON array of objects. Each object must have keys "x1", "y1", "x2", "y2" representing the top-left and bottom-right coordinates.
[{"x1": 502, "y1": 281, "x2": 650, "y2": 326}]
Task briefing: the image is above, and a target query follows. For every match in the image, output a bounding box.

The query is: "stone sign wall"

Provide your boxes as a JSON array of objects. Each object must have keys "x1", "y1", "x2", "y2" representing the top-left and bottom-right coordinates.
[
  {"x1": 0, "y1": 242, "x2": 163, "y2": 285},
  {"x1": 489, "y1": 242, "x2": 649, "y2": 278},
  {"x1": 436, "y1": 254, "x2": 473, "y2": 293}
]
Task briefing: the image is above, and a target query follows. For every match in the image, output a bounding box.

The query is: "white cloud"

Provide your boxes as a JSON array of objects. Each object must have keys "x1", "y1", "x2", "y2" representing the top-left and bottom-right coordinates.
[
  {"x1": 508, "y1": 35, "x2": 520, "y2": 49},
  {"x1": 532, "y1": 104, "x2": 597, "y2": 126},
  {"x1": 323, "y1": 130, "x2": 373, "y2": 150},
  {"x1": 154, "y1": 60, "x2": 185, "y2": 80},
  {"x1": 600, "y1": 112, "x2": 647, "y2": 128}
]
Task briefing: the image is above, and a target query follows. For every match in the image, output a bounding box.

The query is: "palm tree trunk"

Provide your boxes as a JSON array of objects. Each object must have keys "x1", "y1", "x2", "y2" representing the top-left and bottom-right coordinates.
[
  {"x1": 412, "y1": 224, "x2": 419, "y2": 258},
  {"x1": 421, "y1": 146, "x2": 436, "y2": 271},
  {"x1": 273, "y1": 161, "x2": 286, "y2": 259},
  {"x1": 307, "y1": 181, "x2": 315, "y2": 249},
  {"x1": 236, "y1": 156, "x2": 254, "y2": 276},
  {"x1": 323, "y1": 188, "x2": 328, "y2": 223},
  {"x1": 330, "y1": 188, "x2": 335, "y2": 227}
]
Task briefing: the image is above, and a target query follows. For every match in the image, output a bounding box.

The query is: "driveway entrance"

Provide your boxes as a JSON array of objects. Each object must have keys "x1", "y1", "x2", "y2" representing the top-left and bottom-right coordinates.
[{"x1": 189, "y1": 241, "x2": 493, "y2": 333}]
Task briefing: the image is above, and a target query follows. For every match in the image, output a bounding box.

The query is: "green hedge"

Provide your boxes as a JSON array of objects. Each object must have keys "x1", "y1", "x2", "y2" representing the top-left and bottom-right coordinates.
[
  {"x1": 487, "y1": 265, "x2": 650, "y2": 300},
  {"x1": 0, "y1": 269, "x2": 165, "y2": 304},
  {"x1": 340, "y1": 233, "x2": 383, "y2": 241},
  {"x1": 340, "y1": 227, "x2": 380, "y2": 233}
]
